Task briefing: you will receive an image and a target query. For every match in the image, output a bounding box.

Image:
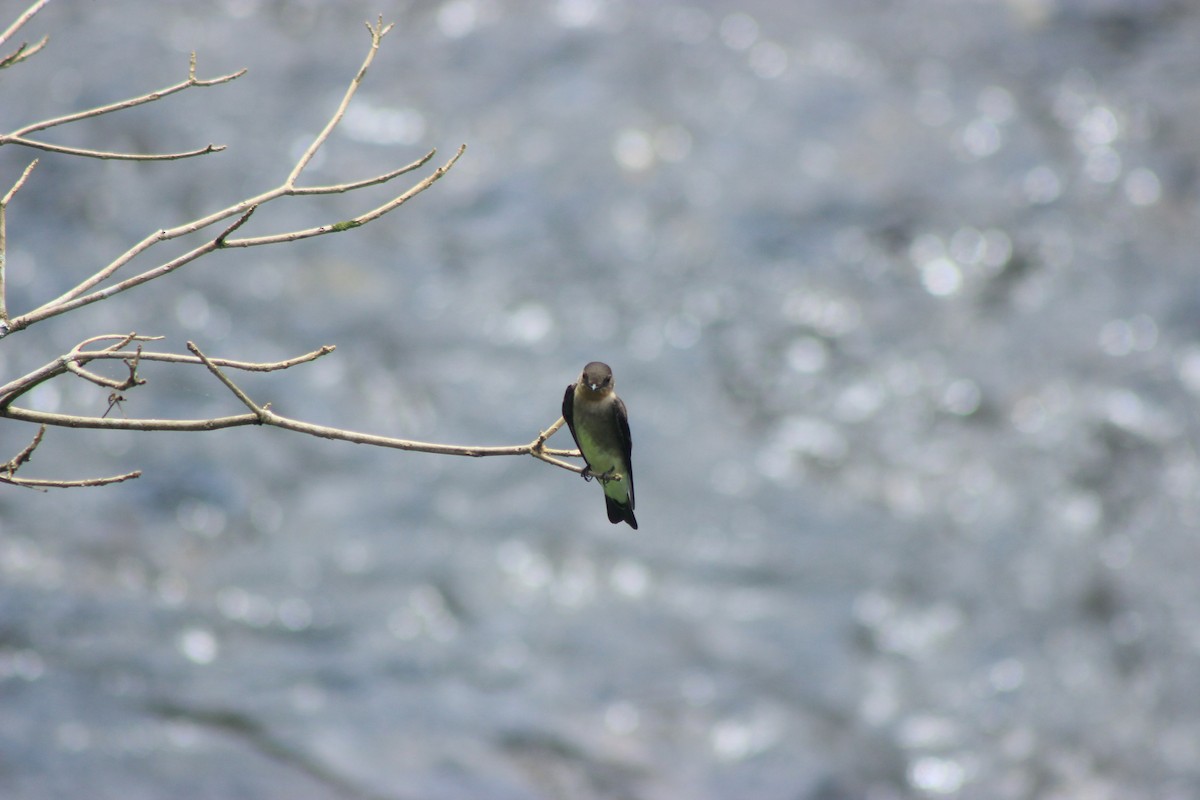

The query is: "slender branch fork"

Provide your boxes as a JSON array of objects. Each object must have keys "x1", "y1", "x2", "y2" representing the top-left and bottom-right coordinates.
[
  {"x1": 0, "y1": 0, "x2": 48, "y2": 71},
  {"x1": 0, "y1": 6, "x2": 594, "y2": 488}
]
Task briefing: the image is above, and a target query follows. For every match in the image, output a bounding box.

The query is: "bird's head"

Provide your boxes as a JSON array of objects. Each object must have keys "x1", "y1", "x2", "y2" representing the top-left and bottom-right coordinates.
[{"x1": 579, "y1": 361, "x2": 614, "y2": 397}]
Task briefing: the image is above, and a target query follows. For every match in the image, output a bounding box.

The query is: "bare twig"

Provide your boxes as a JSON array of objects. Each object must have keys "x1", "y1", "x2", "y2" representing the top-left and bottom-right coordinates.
[
  {"x1": 4, "y1": 406, "x2": 261, "y2": 431},
  {"x1": 12, "y1": 56, "x2": 244, "y2": 138},
  {"x1": 214, "y1": 206, "x2": 257, "y2": 247},
  {"x1": 0, "y1": 139, "x2": 225, "y2": 162},
  {"x1": 0, "y1": 158, "x2": 38, "y2": 324},
  {"x1": 529, "y1": 417, "x2": 588, "y2": 472},
  {"x1": 60, "y1": 332, "x2": 147, "y2": 389},
  {"x1": 2, "y1": 390, "x2": 585, "y2": 469},
  {"x1": 287, "y1": 16, "x2": 394, "y2": 186},
  {"x1": 0, "y1": 335, "x2": 334, "y2": 407},
  {"x1": 0, "y1": 159, "x2": 37, "y2": 206},
  {"x1": 0, "y1": 470, "x2": 143, "y2": 490},
  {"x1": 0, "y1": 0, "x2": 48, "y2": 70},
  {"x1": 0, "y1": 423, "x2": 141, "y2": 490},
  {"x1": 6, "y1": 422, "x2": 44, "y2": 474},
  {"x1": 9, "y1": 145, "x2": 463, "y2": 330},
  {"x1": 0, "y1": 0, "x2": 47, "y2": 48},
  {"x1": 291, "y1": 150, "x2": 435, "y2": 195},
  {"x1": 221, "y1": 145, "x2": 465, "y2": 247},
  {"x1": 186, "y1": 341, "x2": 266, "y2": 419},
  {"x1": 180, "y1": 342, "x2": 584, "y2": 467},
  {"x1": 0, "y1": 53, "x2": 245, "y2": 160},
  {"x1": 0, "y1": 35, "x2": 47, "y2": 71},
  {"x1": 27, "y1": 150, "x2": 436, "y2": 320}
]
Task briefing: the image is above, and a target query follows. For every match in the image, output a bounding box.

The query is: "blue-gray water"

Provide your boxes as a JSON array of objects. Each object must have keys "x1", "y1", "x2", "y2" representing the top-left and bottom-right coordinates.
[{"x1": 2, "y1": 1, "x2": 1199, "y2": 797}]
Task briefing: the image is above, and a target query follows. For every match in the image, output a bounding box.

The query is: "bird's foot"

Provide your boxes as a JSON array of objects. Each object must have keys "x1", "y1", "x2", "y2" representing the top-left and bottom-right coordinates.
[{"x1": 581, "y1": 467, "x2": 621, "y2": 483}]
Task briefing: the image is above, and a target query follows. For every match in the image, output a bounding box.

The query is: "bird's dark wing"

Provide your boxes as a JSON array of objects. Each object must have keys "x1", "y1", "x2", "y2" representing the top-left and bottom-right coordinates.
[
  {"x1": 613, "y1": 395, "x2": 634, "y2": 508},
  {"x1": 562, "y1": 383, "x2": 581, "y2": 453}
]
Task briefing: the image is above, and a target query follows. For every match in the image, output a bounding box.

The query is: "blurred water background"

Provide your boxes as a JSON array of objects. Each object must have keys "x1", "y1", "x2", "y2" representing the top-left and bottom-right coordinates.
[{"x1": 2, "y1": 0, "x2": 1200, "y2": 797}]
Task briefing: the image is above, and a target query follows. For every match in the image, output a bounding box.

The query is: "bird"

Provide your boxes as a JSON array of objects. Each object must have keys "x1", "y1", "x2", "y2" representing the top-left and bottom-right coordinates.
[{"x1": 562, "y1": 361, "x2": 637, "y2": 529}]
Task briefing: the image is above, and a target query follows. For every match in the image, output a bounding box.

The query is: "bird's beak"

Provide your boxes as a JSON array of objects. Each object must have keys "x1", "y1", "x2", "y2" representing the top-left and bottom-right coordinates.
[{"x1": 588, "y1": 382, "x2": 599, "y2": 391}]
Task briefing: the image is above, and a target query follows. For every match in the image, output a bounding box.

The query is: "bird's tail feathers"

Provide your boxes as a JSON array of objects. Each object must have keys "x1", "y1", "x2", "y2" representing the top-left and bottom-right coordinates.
[{"x1": 606, "y1": 496, "x2": 638, "y2": 530}]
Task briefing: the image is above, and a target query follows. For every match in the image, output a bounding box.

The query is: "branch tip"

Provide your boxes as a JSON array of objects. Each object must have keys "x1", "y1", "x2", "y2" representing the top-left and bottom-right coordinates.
[
  {"x1": 0, "y1": 2, "x2": 50, "y2": 69},
  {"x1": 216, "y1": 205, "x2": 256, "y2": 246},
  {"x1": 0, "y1": 425, "x2": 141, "y2": 490},
  {"x1": 0, "y1": 468, "x2": 142, "y2": 489},
  {"x1": 6, "y1": 423, "x2": 46, "y2": 475},
  {"x1": 187, "y1": 341, "x2": 265, "y2": 417},
  {"x1": 1, "y1": 158, "x2": 38, "y2": 206},
  {"x1": 0, "y1": 35, "x2": 48, "y2": 70},
  {"x1": 365, "y1": 15, "x2": 393, "y2": 40}
]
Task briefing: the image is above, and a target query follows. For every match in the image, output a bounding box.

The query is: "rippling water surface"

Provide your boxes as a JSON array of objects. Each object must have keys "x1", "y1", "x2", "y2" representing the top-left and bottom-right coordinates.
[{"x1": 3, "y1": 1, "x2": 1200, "y2": 797}]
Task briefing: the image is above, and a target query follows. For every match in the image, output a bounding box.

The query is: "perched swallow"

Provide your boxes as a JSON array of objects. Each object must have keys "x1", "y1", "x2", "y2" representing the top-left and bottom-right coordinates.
[{"x1": 562, "y1": 361, "x2": 637, "y2": 529}]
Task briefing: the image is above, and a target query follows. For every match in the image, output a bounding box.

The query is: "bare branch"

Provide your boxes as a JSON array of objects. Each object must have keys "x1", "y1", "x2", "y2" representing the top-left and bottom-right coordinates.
[
  {"x1": 222, "y1": 145, "x2": 466, "y2": 247},
  {"x1": 21, "y1": 233, "x2": 228, "y2": 328},
  {"x1": 9, "y1": 61, "x2": 244, "y2": 138},
  {"x1": 0, "y1": 469, "x2": 142, "y2": 490},
  {"x1": 0, "y1": 422, "x2": 141, "y2": 490},
  {"x1": 0, "y1": 16, "x2": 501, "y2": 490},
  {"x1": 0, "y1": 158, "x2": 37, "y2": 206},
  {"x1": 187, "y1": 341, "x2": 267, "y2": 419},
  {"x1": 0, "y1": 1, "x2": 48, "y2": 68},
  {"x1": 286, "y1": 16, "x2": 392, "y2": 187},
  {"x1": 0, "y1": 137, "x2": 226, "y2": 161},
  {"x1": 0, "y1": 1, "x2": 47, "y2": 48},
  {"x1": 214, "y1": 206, "x2": 257, "y2": 247},
  {"x1": 7, "y1": 144, "x2": 461, "y2": 331},
  {"x1": 0, "y1": 337, "x2": 587, "y2": 478},
  {"x1": 182, "y1": 339, "x2": 581, "y2": 464},
  {"x1": 22, "y1": 148, "x2": 436, "y2": 323},
  {"x1": 63, "y1": 334, "x2": 147, "y2": 390},
  {"x1": 0, "y1": 335, "x2": 335, "y2": 407},
  {"x1": 290, "y1": 150, "x2": 436, "y2": 195},
  {"x1": 6, "y1": 422, "x2": 44, "y2": 474},
  {"x1": 67, "y1": 340, "x2": 334, "y2": 372},
  {"x1": 528, "y1": 416, "x2": 585, "y2": 472},
  {"x1": 0, "y1": 333, "x2": 158, "y2": 405},
  {"x1": 0, "y1": 35, "x2": 47, "y2": 70},
  {"x1": 73, "y1": 332, "x2": 162, "y2": 351},
  {"x1": 1, "y1": 401, "x2": 584, "y2": 471},
  {"x1": 4, "y1": 405, "x2": 261, "y2": 431},
  {"x1": 0, "y1": 158, "x2": 39, "y2": 324},
  {"x1": 0, "y1": 52, "x2": 245, "y2": 160}
]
